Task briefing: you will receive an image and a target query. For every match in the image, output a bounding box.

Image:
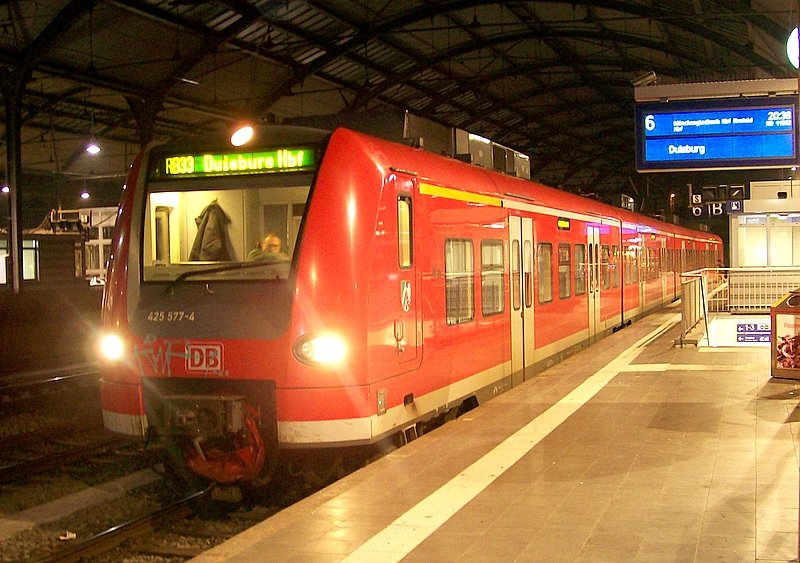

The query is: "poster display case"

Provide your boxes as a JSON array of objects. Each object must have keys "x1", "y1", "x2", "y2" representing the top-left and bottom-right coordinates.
[{"x1": 771, "y1": 289, "x2": 800, "y2": 379}]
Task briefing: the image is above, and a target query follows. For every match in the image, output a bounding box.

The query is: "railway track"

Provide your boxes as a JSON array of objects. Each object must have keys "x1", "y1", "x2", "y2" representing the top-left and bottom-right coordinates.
[
  {"x1": 0, "y1": 364, "x2": 364, "y2": 560},
  {"x1": 0, "y1": 363, "x2": 99, "y2": 407},
  {"x1": 38, "y1": 487, "x2": 212, "y2": 562},
  {"x1": 0, "y1": 364, "x2": 152, "y2": 487},
  {"x1": 0, "y1": 434, "x2": 145, "y2": 484}
]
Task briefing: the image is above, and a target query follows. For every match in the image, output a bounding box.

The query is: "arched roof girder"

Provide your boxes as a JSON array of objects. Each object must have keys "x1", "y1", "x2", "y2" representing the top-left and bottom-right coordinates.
[{"x1": 256, "y1": 0, "x2": 788, "y2": 117}]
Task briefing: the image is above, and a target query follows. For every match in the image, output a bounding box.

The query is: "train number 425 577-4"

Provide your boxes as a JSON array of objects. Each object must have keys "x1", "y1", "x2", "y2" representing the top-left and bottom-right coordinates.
[{"x1": 147, "y1": 310, "x2": 196, "y2": 322}]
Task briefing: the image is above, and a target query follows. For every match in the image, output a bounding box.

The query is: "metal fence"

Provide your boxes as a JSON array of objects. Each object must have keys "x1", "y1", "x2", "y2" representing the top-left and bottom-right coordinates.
[{"x1": 680, "y1": 267, "x2": 800, "y2": 337}]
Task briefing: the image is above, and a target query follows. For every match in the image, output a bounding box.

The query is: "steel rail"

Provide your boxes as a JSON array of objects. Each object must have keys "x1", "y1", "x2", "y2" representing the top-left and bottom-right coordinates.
[
  {"x1": 38, "y1": 487, "x2": 212, "y2": 563},
  {"x1": 0, "y1": 364, "x2": 98, "y2": 390},
  {"x1": 0, "y1": 435, "x2": 134, "y2": 484}
]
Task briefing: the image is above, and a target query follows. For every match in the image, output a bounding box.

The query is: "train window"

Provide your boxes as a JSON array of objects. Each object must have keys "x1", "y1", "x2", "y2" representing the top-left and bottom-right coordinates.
[
  {"x1": 141, "y1": 182, "x2": 310, "y2": 282},
  {"x1": 558, "y1": 244, "x2": 571, "y2": 299},
  {"x1": 653, "y1": 248, "x2": 659, "y2": 279},
  {"x1": 612, "y1": 245, "x2": 620, "y2": 288},
  {"x1": 397, "y1": 196, "x2": 412, "y2": 268},
  {"x1": 601, "y1": 245, "x2": 610, "y2": 290},
  {"x1": 537, "y1": 242, "x2": 553, "y2": 303},
  {"x1": 481, "y1": 240, "x2": 504, "y2": 316},
  {"x1": 524, "y1": 240, "x2": 533, "y2": 308},
  {"x1": 625, "y1": 248, "x2": 635, "y2": 286},
  {"x1": 511, "y1": 240, "x2": 521, "y2": 311},
  {"x1": 623, "y1": 252, "x2": 630, "y2": 286},
  {"x1": 574, "y1": 244, "x2": 586, "y2": 295},
  {"x1": 648, "y1": 248, "x2": 656, "y2": 279},
  {"x1": 445, "y1": 239, "x2": 474, "y2": 325}
]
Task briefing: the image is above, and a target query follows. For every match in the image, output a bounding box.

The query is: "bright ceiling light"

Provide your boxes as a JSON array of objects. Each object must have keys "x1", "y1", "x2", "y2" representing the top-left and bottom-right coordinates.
[
  {"x1": 1, "y1": 185, "x2": 8, "y2": 194},
  {"x1": 230, "y1": 125, "x2": 254, "y2": 147},
  {"x1": 80, "y1": 190, "x2": 90, "y2": 199},
  {"x1": 86, "y1": 141, "x2": 100, "y2": 154},
  {"x1": 788, "y1": 27, "x2": 799, "y2": 69}
]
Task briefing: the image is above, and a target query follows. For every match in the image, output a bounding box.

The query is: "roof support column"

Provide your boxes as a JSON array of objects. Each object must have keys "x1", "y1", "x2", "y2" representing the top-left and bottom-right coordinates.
[
  {"x1": 126, "y1": 95, "x2": 164, "y2": 148},
  {"x1": 0, "y1": 70, "x2": 27, "y2": 294}
]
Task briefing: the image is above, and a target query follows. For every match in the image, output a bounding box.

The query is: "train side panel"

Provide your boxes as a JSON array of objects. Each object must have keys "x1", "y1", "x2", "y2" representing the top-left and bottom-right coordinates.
[{"x1": 98, "y1": 151, "x2": 148, "y2": 437}]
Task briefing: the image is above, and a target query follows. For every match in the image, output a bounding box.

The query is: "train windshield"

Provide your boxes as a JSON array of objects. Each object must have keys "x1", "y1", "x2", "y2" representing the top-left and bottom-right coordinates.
[{"x1": 141, "y1": 153, "x2": 316, "y2": 283}]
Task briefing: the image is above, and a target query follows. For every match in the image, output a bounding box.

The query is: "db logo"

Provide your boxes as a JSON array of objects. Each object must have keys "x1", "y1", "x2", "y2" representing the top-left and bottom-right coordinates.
[{"x1": 185, "y1": 343, "x2": 224, "y2": 372}]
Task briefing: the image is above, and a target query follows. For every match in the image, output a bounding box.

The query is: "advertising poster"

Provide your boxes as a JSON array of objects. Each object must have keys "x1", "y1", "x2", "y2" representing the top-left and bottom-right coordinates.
[{"x1": 772, "y1": 294, "x2": 800, "y2": 378}]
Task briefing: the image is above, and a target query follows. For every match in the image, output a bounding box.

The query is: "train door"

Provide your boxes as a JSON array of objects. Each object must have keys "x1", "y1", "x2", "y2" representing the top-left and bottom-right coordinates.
[
  {"x1": 638, "y1": 236, "x2": 646, "y2": 312},
  {"x1": 588, "y1": 226, "x2": 601, "y2": 340},
  {"x1": 660, "y1": 237, "x2": 668, "y2": 304},
  {"x1": 509, "y1": 215, "x2": 535, "y2": 385},
  {"x1": 680, "y1": 239, "x2": 687, "y2": 275},
  {"x1": 386, "y1": 174, "x2": 419, "y2": 372}
]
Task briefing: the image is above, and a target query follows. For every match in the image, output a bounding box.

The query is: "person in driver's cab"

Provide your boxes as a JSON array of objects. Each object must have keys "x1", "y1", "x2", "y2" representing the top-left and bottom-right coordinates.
[{"x1": 248, "y1": 233, "x2": 289, "y2": 261}]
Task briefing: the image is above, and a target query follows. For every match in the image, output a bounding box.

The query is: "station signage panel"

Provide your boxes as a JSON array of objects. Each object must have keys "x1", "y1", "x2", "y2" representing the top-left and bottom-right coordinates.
[
  {"x1": 150, "y1": 148, "x2": 317, "y2": 180},
  {"x1": 737, "y1": 322, "x2": 770, "y2": 343},
  {"x1": 635, "y1": 96, "x2": 799, "y2": 172},
  {"x1": 688, "y1": 183, "x2": 749, "y2": 217}
]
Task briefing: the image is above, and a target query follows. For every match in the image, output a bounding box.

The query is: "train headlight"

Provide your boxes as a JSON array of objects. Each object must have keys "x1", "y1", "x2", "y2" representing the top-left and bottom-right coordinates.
[
  {"x1": 98, "y1": 332, "x2": 125, "y2": 362},
  {"x1": 293, "y1": 334, "x2": 346, "y2": 366}
]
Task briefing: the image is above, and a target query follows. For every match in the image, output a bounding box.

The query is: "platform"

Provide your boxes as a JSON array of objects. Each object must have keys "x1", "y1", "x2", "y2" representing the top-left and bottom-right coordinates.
[{"x1": 193, "y1": 309, "x2": 800, "y2": 563}]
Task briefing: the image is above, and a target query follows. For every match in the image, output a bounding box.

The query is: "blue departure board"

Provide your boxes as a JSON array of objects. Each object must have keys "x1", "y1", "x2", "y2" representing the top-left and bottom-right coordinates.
[{"x1": 635, "y1": 96, "x2": 799, "y2": 172}]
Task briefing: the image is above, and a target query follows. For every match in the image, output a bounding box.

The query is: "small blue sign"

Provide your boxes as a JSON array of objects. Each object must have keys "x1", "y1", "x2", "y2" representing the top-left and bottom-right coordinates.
[
  {"x1": 728, "y1": 200, "x2": 743, "y2": 213},
  {"x1": 736, "y1": 322, "x2": 770, "y2": 343},
  {"x1": 737, "y1": 334, "x2": 771, "y2": 343}
]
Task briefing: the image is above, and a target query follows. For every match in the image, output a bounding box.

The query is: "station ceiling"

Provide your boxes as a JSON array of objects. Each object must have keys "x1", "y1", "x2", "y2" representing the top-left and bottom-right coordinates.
[{"x1": 1, "y1": 0, "x2": 799, "y2": 213}]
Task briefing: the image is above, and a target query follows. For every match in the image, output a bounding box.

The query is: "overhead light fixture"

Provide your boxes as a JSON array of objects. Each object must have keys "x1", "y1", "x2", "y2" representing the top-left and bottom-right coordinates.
[
  {"x1": 788, "y1": 28, "x2": 799, "y2": 69},
  {"x1": 230, "y1": 124, "x2": 255, "y2": 147},
  {"x1": 468, "y1": 132, "x2": 491, "y2": 144},
  {"x1": 86, "y1": 111, "x2": 100, "y2": 154},
  {"x1": 1, "y1": 185, "x2": 8, "y2": 194},
  {"x1": 631, "y1": 71, "x2": 658, "y2": 87},
  {"x1": 80, "y1": 190, "x2": 90, "y2": 199}
]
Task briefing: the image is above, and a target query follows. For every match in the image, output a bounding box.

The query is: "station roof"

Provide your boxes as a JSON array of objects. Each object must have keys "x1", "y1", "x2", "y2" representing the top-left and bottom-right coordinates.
[{"x1": 1, "y1": 0, "x2": 798, "y2": 210}]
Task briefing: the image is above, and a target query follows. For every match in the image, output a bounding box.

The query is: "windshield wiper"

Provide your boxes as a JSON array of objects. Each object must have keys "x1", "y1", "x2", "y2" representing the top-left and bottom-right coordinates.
[{"x1": 164, "y1": 258, "x2": 289, "y2": 295}]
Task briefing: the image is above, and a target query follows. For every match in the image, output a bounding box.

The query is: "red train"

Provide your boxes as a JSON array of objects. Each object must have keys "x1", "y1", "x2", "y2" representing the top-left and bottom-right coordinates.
[{"x1": 97, "y1": 126, "x2": 722, "y2": 485}]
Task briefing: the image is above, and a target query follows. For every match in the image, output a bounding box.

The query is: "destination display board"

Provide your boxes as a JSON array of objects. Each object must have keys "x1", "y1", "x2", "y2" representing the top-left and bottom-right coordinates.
[
  {"x1": 635, "y1": 96, "x2": 799, "y2": 172},
  {"x1": 150, "y1": 148, "x2": 317, "y2": 180}
]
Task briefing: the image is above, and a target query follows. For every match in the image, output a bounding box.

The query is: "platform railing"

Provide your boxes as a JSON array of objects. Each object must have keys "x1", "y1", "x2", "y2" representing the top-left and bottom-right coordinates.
[
  {"x1": 726, "y1": 267, "x2": 800, "y2": 312},
  {"x1": 680, "y1": 267, "x2": 800, "y2": 338},
  {"x1": 680, "y1": 269, "x2": 718, "y2": 338}
]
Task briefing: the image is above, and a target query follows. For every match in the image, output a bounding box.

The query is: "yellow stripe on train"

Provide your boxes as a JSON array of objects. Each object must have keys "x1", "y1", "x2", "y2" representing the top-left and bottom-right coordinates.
[{"x1": 419, "y1": 182, "x2": 502, "y2": 207}]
